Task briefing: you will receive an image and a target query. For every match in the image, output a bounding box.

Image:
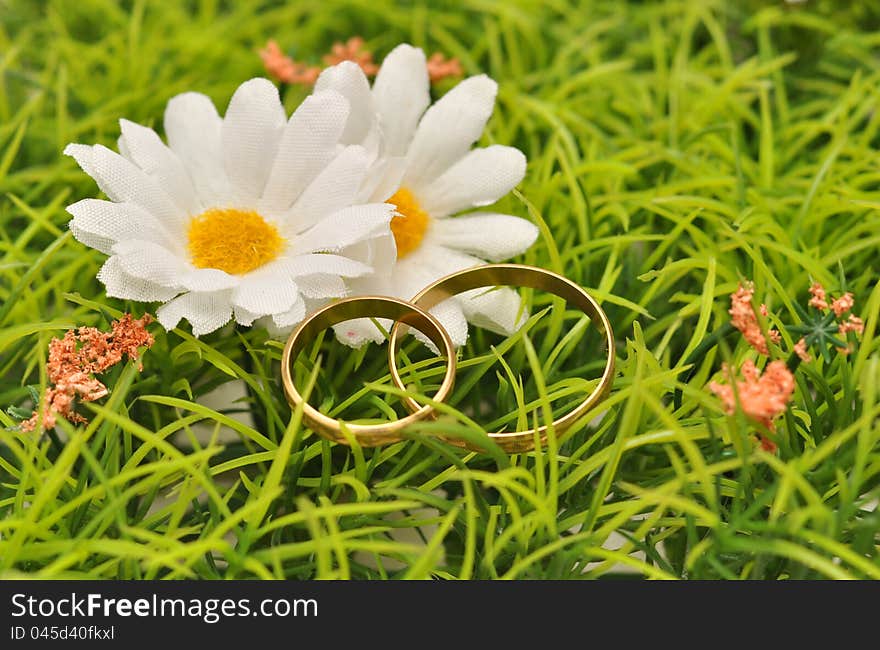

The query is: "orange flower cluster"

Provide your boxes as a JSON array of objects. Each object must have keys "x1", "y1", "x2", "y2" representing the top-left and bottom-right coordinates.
[
  {"x1": 323, "y1": 37, "x2": 379, "y2": 75},
  {"x1": 259, "y1": 40, "x2": 321, "y2": 85},
  {"x1": 21, "y1": 314, "x2": 154, "y2": 432},
  {"x1": 809, "y1": 282, "x2": 864, "y2": 353},
  {"x1": 426, "y1": 52, "x2": 463, "y2": 82},
  {"x1": 708, "y1": 360, "x2": 795, "y2": 453},
  {"x1": 729, "y1": 283, "x2": 779, "y2": 355},
  {"x1": 260, "y1": 38, "x2": 463, "y2": 86}
]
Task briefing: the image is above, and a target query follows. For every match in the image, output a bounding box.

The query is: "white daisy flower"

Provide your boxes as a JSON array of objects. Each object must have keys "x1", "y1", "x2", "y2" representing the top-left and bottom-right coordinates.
[
  {"x1": 314, "y1": 44, "x2": 539, "y2": 348},
  {"x1": 64, "y1": 78, "x2": 395, "y2": 336}
]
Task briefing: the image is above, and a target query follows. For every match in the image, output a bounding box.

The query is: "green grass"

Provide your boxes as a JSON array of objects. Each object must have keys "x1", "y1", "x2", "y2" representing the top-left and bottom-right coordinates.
[{"x1": 1, "y1": 0, "x2": 879, "y2": 579}]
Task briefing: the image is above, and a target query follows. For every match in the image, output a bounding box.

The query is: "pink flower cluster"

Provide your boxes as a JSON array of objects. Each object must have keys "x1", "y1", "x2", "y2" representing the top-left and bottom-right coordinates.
[
  {"x1": 709, "y1": 360, "x2": 795, "y2": 453},
  {"x1": 729, "y1": 283, "x2": 779, "y2": 355},
  {"x1": 259, "y1": 37, "x2": 463, "y2": 86},
  {"x1": 22, "y1": 314, "x2": 154, "y2": 432}
]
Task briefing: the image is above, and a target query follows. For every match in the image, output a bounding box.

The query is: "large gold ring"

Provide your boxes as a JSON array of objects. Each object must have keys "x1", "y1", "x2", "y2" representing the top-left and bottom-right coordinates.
[
  {"x1": 388, "y1": 264, "x2": 615, "y2": 453},
  {"x1": 281, "y1": 296, "x2": 456, "y2": 447}
]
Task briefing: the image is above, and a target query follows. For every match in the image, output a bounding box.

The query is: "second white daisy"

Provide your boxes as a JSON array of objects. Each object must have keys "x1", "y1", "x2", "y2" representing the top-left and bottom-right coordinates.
[{"x1": 315, "y1": 45, "x2": 539, "y2": 347}]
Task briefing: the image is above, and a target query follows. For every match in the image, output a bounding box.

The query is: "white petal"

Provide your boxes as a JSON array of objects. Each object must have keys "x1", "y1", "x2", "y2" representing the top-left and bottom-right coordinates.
[
  {"x1": 156, "y1": 291, "x2": 233, "y2": 336},
  {"x1": 290, "y1": 203, "x2": 394, "y2": 255},
  {"x1": 458, "y1": 286, "x2": 527, "y2": 336},
  {"x1": 178, "y1": 268, "x2": 241, "y2": 292},
  {"x1": 111, "y1": 240, "x2": 188, "y2": 287},
  {"x1": 97, "y1": 256, "x2": 181, "y2": 302},
  {"x1": 418, "y1": 145, "x2": 526, "y2": 216},
  {"x1": 413, "y1": 298, "x2": 468, "y2": 350},
  {"x1": 271, "y1": 296, "x2": 306, "y2": 329},
  {"x1": 260, "y1": 90, "x2": 351, "y2": 214},
  {"x1": 271, "y1": 253, "x2": 371, "y2": 278},
  {"x1": 64, "y1": 144, "x2": 180, "y2": 225},
  {"x1": 333, "y1": 318, "x2": 389, "y2": 348},
  {"x1": 296, "y1": 274, "x2": 347, "y2": 298},
  {"x1": 118, "y1": 119, "x2": 200, "y2": 216},
  {"x1": 428, "y1": 212, "x2": 537, "y2": 261},
  {"x1": 338, "y1": 234, "x2": 397, "y2": 278},
  {"x1": 234, "y1": 305, "x2": 260, "y2": 327},
  {"x1": 403, "y1": 75, "x2": 498, "y2": 189},
  {"x1": 64, "y1": 143, "x2": 100, "y2": 179},
  {"x1": 393, "y1": 244, "x2": 477, "y2": 299},
  {"x1": 314, "y1": 62, "x2": 376, "y2": 146},
  {"x1": 117, "y1": 134, "x2": 131, "y2": 159},
  {"x1": 222, "y1": 78, "x2": 286, "y2": 201},
  {"x1": 164, "y1": 91, "x2": 228, "y2": 207},
  {"x1": 232, "y1": 271, "x2": 299, "y2": 315},
  {"x1": 67, "y1": 198, "x2": 179, "y2": 256},
  {"x1": 282, "y1": 145, "x2": 369, "y2": 234},
  {"x1": 361, "y1": 155, "x2": 407, "y2": 203},
  {"x1": 372, "y1": 44, "x2": 430, "y2": 156}
]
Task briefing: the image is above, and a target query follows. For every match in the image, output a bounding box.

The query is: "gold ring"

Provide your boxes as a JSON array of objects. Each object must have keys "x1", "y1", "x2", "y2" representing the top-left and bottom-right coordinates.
[
  {"x1": 388, "y1": 264, "x2": 615, "y2": 453},
  {"x1": 281, "y1": 296, "x2": 456, "y2": 447}
]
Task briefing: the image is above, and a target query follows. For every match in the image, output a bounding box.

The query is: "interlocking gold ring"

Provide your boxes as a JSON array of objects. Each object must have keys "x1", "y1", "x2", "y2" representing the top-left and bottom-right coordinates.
[
  {"x1": 388, "y1": 264, "x2": 615, "y2": 453},
  {"x1": 281, "y1": 296, "x2": 456, "y2": 447}
]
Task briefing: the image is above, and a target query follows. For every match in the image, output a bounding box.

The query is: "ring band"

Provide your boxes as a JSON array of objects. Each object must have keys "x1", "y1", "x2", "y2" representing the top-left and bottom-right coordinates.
[
  {"x1": 388, "y1": 264, "x2": 615, "y2": 453},
  {"x1": 281, "y1": 296, "x2": 456, "y2": 447}
]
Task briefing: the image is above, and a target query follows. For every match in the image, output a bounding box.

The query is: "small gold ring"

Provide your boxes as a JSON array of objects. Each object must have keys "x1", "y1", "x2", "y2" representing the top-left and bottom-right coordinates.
[
  {"x1": 281, "y1": 296, "x2": 456, "y2": 447},
  {"x1": 388, "y1": 264, "x2": 615, "y2": 453}
]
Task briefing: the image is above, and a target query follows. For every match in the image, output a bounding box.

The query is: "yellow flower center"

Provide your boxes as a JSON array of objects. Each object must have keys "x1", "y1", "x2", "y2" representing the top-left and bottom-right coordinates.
[
  {"x1": 187, "y1": 208, "x2": 285, "y2": 275},
  {"x1": 388, "y1": 188, "x2": 429, "y2": 259}
]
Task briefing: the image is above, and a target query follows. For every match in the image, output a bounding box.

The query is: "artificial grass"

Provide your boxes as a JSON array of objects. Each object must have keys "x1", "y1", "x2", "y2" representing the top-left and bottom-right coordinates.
[{"x1": 1, "y1": 0, "x2": 879, "y2": 579}]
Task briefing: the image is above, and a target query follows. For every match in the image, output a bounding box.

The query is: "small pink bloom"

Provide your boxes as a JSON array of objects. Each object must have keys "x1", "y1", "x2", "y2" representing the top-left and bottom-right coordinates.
[
  {"x1": 794, "y1": 338, "x2": 811, "y2": 362},
  {"x1": 259, "y1": 40, "x2": 321, "y2": 85},
  {"x1": 839, "y1": 314, "x2": 864, "y2": 336},
  {"x1": 729, "y1": 283, "x2": 777, "y2": 355},
  {"x1": 323, "y1": 37, "x2": 379, "y2": 76},
  {"x1": 760, "y1": 304, "x2": 769, "y2": 317},
  {"x1": 427, "y1": 52, "x2": 463, "y2": 82},
  {"x1": 709, "y1": 359, "x2": 795, "y2": 453},
  {"x1": 831, "y1": 292, "x2": 855, "y2": 317},
  {"x1": 808, "y1": 283, "x2": 828, "y2": 311},
  {"x1": 21, "y1": 314, "x2": 154, "y2": 432}
]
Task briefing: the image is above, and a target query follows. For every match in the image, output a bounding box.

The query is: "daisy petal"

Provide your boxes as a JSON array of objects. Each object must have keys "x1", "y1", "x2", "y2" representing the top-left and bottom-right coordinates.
[
  {"x1": 290, "y1": 203, "x2": 395, "y2": 255},
  {"x1": 339, "y1": 234, "x2": 397, "y2": 278},
  {"x1": 118, "y1": 119, "x2": 200, "y2": 217},
  {"x1": 67, "y1": 199, "x2": 178, "y2": 256},
  {"x1": 234, "y1": 305, "x2": 261, "y2": 327},
  {"x1": 403, "y1": 75, "x2": 498, "y2": 189},
  {"x1": 428, "y1": 212, "x2": 537, "y2": 261},
  {"x1": 297, "y1": 274, "x2": 347, "y2": 298},
  {"x1": 314, "y1": 62, "x2": 375, "y2": 146},
  {"x1": 222, "y1": 78, "x2": 286, "y2": 201},
  {"x1": 97, "y1": 257, "x2": 181, "y2": 303},
  {"x1": 458, "y1": 286, "x2": 527, "y2": 335},
  {"x1": 282, "y1": 145, "x2": 369, "y2": 234},
  {"x1": 394, "y1": 244, "x2": 480, "y2": 299},
  {"x1": 272, "y1": 296, "x2": 306, "y2": 329},
  {"x1": 333, "y1": 317, "x2": 390, "y2": 348},
  {"x1": 272, "y1": 253, "x2": 371, "y2": 278},
  {"x1": 63, "y1": 144, "x2": 100, "y2": 179},
  {"x1": 260, "y1": 90, "x2": 351, "y2": 215},
  {"x1": 360, "y1": 155, "x2": 407, "y2": 203},
  {"x1": 111, "y1": 240, "x2": 188, "y2": 287},
  {"x1": 64, "y1": 144, "x2": 179, "y2": 225},
  {"x1": 371, "y1": 44, "x2": 429, "y2": 156},
  {"x1": 157, "y1": 291, "x2": 233, "y2": 336},
  {"x1": 164, "y1": 91, "x2": 227, "y2": 207},
  {"x1": 418, "y1": 145, "x2": 526, "y2": 216},
  {"x1": 413, "y1": 298, "x2": 469, "y2": 350},
  {"x1": 178, "y1": 268, "x2": 241, "y2": 292},
  {"x1": 232, "y1": 272, "x2": 299, "y2": 315}
]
